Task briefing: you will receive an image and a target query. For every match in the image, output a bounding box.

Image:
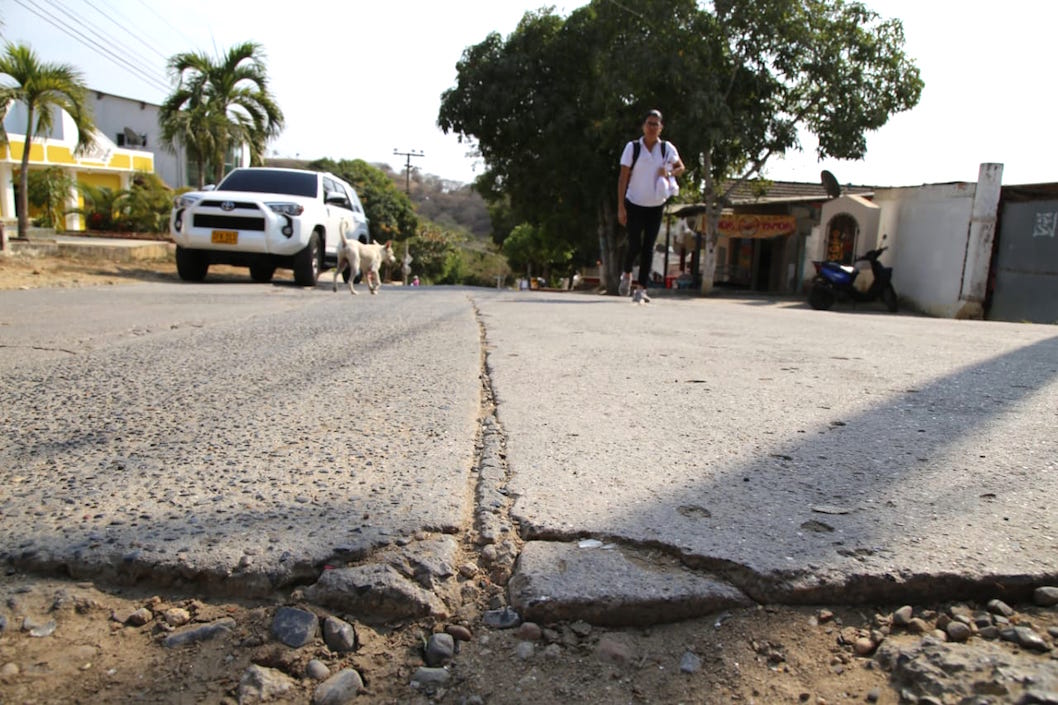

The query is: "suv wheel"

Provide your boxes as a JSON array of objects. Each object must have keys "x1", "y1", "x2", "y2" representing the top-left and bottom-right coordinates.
[
  {"x1": 293, "y1": 232, "x2": 321, "y2": 286},
  {"x1": 175, "y1": 246, "x2": 209, "y2": 281}
]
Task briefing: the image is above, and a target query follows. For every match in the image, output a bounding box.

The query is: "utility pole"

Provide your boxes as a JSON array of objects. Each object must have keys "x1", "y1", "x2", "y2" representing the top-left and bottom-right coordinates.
[{"x1": 393, "y1": 148, "x2": 424, "y2": 194}]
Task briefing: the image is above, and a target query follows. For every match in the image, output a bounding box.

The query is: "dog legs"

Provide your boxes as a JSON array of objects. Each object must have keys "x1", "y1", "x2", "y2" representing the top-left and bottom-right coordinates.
[{"x1": 332, "y1": 255, "x2": 359, "y2": 295}]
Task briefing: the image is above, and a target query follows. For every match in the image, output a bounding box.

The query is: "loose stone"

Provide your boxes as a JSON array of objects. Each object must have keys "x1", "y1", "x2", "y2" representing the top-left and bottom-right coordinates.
[
  {"x1": 125, "y1": 607, "x2": 153, "y2": 627},
  {"x1": 482, "y1": 607, "x2": 520, "y2": 629},
  {"x1": 425, "y1": 633, "x2": 455, "y2": 666},
  {"x1": 515, "y1": 621, "x2": 542, "y2": 641},
  {"x1": 1013, "y1": 626, "x2": 1051, "y2": 652},
  {"x1": 313, "y1": 668, "x2": 364, "y2": 705},
  {"x1": 306, "y1": 659, "x2": 330, "y2": 681},
  {"x1": 162, "y1": 608, "x2": 191, "y2": 627},
  {"x1": 907, "y1": 618, "x2": 931, "y2": 634},
  {"x1": 986, "y1": 599, "x2": 1014, "y2": 617},
  {"x1": 23, "y1": 617, "x2": 56, "y2": 637},
  {"x1": 680, "y1": 651, "x2": 702, "y2": 673},
  {"x1": 945, "y1": 621, "x2": 971, "y2": 643},
  {"x1": 892, "y1": 606, "x2": 913, "y2": 626},
  {"x1": 272, "y1": 606, "x2": 318, "y2": 648},
  {"x1": 238, "y1": 664, "x2": 295, "y2": 703},
  {"x1": 445, "y1": 624, "x2": 472, "y2": 642},
  {"x1": 322, "y1": 616, "x2": 357, "y2": 653},
  {"x1": 163, "y1": 618, "x2": 235, "y2": 648},
  {"x1": 854, "y1": 637, "x2": 876, "y2": 656},
  {"x1": 1034, "y1": 586, "x2": 1058, "y2": 607},
  {"x1": 516, "y1": 640, "x2": 534, "y2": 660}
]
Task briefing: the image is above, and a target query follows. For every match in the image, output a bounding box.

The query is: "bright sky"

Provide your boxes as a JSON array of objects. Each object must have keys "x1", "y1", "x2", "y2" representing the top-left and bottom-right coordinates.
[{"x1": 2, "y1": 0, "x2": 1054, "y2": 188}]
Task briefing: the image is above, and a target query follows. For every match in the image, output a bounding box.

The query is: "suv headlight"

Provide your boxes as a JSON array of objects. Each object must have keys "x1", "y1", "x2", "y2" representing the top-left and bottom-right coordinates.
[
  {"x1": 266, "y1": 202, "x2": 304, "y2": 216},
  {"x1": 175, "y1": 193, "x2": 202, "y2": 208}
]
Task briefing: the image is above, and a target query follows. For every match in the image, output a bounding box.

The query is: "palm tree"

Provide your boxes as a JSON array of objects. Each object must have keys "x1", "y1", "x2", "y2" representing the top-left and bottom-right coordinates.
[
  {"x1": 159, "y1": 41, "x2": 283, "y2": 187},
  {"x1": 0, "y1": 42, "x2": 96, "y2": 242}
]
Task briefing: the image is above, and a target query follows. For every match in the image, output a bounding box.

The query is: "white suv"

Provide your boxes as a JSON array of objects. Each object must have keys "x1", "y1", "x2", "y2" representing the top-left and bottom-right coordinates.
[{"x1": 170, "y1": 167, "x2": 370, "y2": 285}]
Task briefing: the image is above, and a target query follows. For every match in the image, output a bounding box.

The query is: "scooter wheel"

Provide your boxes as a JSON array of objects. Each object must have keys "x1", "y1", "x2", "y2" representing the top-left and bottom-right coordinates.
[
  {"x1": 882, "y1": 283, "x2": 898, "y2": 312},
  {"x1": 808, "y1": 284, "x2": 835, "y2": 310}
]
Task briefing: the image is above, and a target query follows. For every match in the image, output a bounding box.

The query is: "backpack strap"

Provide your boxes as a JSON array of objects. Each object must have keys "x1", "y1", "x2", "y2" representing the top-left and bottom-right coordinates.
[{"x1": 629, "y1": 139, "x2": 667, "y2": 171}]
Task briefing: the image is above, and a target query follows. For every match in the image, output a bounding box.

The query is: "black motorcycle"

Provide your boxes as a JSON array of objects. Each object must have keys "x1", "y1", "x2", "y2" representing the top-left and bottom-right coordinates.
[{"x1": 808, "y1": 244, "x2": 898, "y2": 312}]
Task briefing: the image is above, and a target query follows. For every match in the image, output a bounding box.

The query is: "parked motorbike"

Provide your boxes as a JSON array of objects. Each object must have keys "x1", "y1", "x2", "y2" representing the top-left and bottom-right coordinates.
[{"x1": 808, "y1": 241, "x2": 898, "y2": 312}]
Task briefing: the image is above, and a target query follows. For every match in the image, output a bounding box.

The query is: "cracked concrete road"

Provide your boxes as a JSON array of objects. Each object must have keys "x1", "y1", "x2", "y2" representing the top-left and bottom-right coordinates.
[
  {"x1": 2, "y1": 281, "x2": 1057, "y2": 625},
  {"x1": 472, "y1": 290, "x2": 1058, "y2": 620},
  {"x1": 1, "y1": 282, "x2": 482, "y2": 594}
]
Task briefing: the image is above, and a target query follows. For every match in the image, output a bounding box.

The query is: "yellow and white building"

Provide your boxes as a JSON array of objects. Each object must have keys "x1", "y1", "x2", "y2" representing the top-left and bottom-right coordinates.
[{"x1": 1, "y1": 98, "x2": 159, "y2": 231}]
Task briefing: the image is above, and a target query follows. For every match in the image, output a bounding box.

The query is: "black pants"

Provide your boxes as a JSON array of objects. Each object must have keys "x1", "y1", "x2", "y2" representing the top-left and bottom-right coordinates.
[{"x1": 623, "y1": 200, "x2": 664, "y2": 288}]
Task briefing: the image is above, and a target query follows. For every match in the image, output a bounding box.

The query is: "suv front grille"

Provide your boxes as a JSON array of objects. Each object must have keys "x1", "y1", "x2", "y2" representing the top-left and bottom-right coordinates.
[
  {"x1": 200, "y1": 200, "x2": 260, "y2": 209},
  {"x1": 193, "y1": 214, "x2": 266, "y2": 231}
]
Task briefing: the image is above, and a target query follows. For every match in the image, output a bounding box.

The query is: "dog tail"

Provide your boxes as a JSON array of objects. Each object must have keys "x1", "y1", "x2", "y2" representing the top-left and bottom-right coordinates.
[{"x1": 338, "y1": 221, "x2": 350, "y2": 247}]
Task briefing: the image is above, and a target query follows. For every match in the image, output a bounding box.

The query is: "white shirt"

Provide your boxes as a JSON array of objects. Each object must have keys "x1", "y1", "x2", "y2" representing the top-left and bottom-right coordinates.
[{"x1": 620, "y1": 138, "x2": 680, "y2": 208}]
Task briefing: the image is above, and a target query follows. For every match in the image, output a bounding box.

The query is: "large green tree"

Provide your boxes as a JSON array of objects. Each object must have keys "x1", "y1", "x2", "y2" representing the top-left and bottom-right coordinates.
[
  {"x1": 0, "y1": 41, "x2": 96, "y2": 243},
  {"x1": 160, "y1": 41, "x2": 283, "y2": 187},
  {"x1": 439, "y1": 0, "x2": 922, "y2": 294}
]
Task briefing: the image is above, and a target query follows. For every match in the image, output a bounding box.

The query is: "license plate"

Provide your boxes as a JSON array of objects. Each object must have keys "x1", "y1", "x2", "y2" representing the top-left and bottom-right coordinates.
[{"x1": 211, "y1": 230, "x2": 238, "y2": 245}]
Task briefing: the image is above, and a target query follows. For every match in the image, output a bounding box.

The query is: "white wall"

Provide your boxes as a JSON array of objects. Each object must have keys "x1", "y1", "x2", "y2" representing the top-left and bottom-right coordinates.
[
  {"x1": 91, "y1": 91, "x2": 185, "y2": 189},
  {"x1": 874, "y1": 183, "x2": 977, "y2": 318}
]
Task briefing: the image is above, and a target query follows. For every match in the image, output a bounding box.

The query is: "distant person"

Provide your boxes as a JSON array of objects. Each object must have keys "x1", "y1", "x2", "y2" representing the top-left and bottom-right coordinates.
[
  {"x1": 411, "y1": 276, "x2": 420, "y2": 287},
  {"x1": 617, "y1": 109, "x2": 685, "y2": 303}
]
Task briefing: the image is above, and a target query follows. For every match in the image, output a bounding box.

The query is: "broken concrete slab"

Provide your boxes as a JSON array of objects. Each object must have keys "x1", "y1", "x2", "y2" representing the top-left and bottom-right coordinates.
[{"x1": 508, "y1": 540, "x2": 752, "y2": 626}]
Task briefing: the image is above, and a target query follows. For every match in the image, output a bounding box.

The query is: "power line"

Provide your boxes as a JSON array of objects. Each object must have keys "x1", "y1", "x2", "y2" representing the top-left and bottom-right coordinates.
[
  {"x1": 56, "y1": 0, "x2": 167, "y2": 80},
  {"x1": 13, "y1": 0, "x2": 170, "y2": 95},
  {"x1": 134, "y1": 0, "x2": 201, "y2": 51},
  {"x1": 77, "y1": 0, "x2": 171, "y2": 64}
]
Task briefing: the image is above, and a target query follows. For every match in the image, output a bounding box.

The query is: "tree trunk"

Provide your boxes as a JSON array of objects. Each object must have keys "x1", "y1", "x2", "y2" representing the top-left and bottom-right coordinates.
[
  {"x1": 597, "y1": 201, "x2": 625, "y2": 295},
  {"x1": 17, "y1": 106, "x2": 35, "y2": 240},
  {"x1": 699, "y1": 203, "x2": 722, "y2": 295},
  {"x1": 697, "y1": 159, "x2": 723, "y2": 296}
]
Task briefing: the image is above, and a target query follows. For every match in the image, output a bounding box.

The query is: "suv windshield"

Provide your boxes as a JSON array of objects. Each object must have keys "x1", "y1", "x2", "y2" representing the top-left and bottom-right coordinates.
[{"x1": 217, "y1": 170, "x2": 318, "y2": 198}]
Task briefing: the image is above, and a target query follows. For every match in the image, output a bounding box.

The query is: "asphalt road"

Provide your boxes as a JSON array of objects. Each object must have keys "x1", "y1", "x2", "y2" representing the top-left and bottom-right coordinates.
[{"x1": 2, "y1": 282, "x2": 1056, "y2": 618}]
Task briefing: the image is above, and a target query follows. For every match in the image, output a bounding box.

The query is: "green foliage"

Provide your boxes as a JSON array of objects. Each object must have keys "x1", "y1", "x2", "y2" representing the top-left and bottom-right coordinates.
[
  {"x1": 70, "y1": 172, "x2": 172, "y2": 233},
  {"x1": 160, "y1": 41, "x2": 284, "y2": 187},
  {"x1": 406, "y1": 226, "x2": 455, "y2": 283},
  {"x1": 438, "y1": 0, "x2": 923, "y2": 292},
  {"x1": 0, "y1": 41, "x2": 96, "y2": 239},
  {"x1": 119, "y1": 172, "x2": 173, "y2": 233},
  {"x1": 309, "y1": 158, "x2": 419, "y2": 241},
  {"x1": 74, "y1": 183, "x2": 122, "y2": 231},
  {"x1": 502, "y1": 222, "x2": 574, "y2": 278},
  {"x1": 27, "y1": 166, "x2": 74, "y2": 231}
]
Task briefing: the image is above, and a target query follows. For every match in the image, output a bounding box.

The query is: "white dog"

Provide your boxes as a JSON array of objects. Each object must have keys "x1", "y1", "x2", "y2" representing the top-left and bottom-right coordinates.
[{"x1": 333, "y1": 222, "x2": 396, "y2": 295}]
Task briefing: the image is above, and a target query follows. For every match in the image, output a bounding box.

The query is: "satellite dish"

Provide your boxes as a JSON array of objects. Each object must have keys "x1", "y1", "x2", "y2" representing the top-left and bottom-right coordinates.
[{"x1": 821, "y1": 170, "x2": 842, "y2": 199}]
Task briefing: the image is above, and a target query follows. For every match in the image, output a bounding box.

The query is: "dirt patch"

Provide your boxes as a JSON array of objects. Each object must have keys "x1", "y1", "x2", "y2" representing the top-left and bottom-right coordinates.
[
  {"x1": 0, "y1": 247, "x2": 300, "y2": 290},
  {"x1": 0, "y1": 573, "x2": 903, "y2": 705},
  {"x1": 5, "y1": 570, "x2": 1057, "y2": 705}
]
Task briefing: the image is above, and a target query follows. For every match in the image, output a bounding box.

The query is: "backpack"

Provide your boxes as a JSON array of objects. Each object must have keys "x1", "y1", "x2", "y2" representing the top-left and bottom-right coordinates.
[{"x1": 630, "y1": 139, "x2": 668, "y2": 172}]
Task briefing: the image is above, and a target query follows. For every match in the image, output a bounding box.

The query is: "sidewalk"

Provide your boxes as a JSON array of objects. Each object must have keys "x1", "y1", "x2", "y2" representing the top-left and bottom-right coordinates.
[{"x1": 5, "y1": 229, "x2": 174, "y2": 262}]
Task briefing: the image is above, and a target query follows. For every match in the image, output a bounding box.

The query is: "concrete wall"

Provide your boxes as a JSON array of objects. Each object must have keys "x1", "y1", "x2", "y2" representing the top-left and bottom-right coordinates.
[{"x1": 872, "y1": 175, "x2": 1003, "y2": 319}]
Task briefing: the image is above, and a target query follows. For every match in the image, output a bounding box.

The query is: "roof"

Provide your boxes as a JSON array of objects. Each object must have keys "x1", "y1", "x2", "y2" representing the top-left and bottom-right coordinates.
[
  {"x1": 723, "y1": 179, "x2": 875, "y2": 205},
  {"x1": 667, "y1": 179, "x2": 876, "y2": 218}
]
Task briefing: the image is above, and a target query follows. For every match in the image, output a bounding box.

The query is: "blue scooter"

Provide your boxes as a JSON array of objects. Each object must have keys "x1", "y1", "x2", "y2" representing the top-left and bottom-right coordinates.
[{"x1": 808, "y1": 241, "x2": 898, "y2": 312}]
